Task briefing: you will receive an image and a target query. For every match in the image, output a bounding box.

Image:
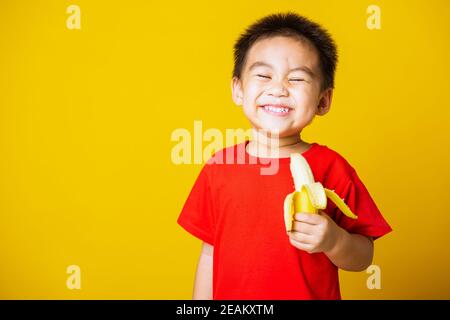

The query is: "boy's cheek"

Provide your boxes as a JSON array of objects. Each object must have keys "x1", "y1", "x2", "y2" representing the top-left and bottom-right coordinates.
[{"x1": 244, "y1": 82, "x2": 264, "y2": 98}]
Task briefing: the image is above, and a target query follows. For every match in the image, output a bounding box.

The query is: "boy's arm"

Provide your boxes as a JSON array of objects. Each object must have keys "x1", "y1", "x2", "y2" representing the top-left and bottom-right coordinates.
[
  {"x1": 325, "y1": 230, "x2": 374, "y2": 272},
  {"x1": 192, "y1": 242, "x2": 213, "y2": 300}
]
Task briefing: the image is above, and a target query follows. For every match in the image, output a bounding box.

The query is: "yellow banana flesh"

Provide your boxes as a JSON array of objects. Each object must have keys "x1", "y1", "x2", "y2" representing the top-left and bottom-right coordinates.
[{"x1": 284, "y1": 153, "x2": 358, "y2": 232}]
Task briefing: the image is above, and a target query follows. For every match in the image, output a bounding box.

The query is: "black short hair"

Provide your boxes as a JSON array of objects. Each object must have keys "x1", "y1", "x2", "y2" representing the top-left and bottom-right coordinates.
[{"x1": 232, "y1": 12, "x2": 338, "y2": 90}]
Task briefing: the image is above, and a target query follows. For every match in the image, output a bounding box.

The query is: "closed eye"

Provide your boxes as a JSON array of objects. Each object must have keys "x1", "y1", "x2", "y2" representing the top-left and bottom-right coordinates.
[
  {"x1": 289, "y1": 78, "x2": 305, "y2": 82},
  {"x1": 256, "y1": 74, "x2": 271, "y2": 79}
]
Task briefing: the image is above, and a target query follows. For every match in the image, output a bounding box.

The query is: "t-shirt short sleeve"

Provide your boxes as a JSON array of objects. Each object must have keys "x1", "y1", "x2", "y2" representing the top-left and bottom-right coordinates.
[
  {"x1": 177, "y1": 164, "x2": 216, "y2": 246},
  {"x1": 334, "y1": 168, "x2": 392, "y2": 240}
]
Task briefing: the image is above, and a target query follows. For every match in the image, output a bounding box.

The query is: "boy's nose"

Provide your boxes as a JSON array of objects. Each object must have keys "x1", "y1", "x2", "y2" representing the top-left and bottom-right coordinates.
[{"x1": 267, "y1": 81, "x2": 289, "y2": 97}]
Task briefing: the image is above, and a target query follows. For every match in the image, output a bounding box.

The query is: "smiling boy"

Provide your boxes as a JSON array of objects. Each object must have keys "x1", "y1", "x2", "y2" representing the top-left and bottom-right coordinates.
[{"x1": 177, "y1": 12, "x2": 392, "y2": 300}]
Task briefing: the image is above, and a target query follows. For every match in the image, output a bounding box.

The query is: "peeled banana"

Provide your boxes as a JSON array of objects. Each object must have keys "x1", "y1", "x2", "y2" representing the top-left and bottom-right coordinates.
[{"x1": 284, "y1": 153, "x2": 358, "y2": 232}]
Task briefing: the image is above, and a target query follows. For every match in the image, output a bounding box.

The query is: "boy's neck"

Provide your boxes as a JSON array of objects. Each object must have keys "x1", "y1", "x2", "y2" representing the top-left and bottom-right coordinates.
[{"x1": 247, "y1": 129, "x2": 311, "y2": 158}]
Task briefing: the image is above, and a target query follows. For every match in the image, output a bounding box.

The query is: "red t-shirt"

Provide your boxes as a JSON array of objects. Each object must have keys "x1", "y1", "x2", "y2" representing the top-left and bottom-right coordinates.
[{"x1": 177, "y1": 141, "x2": 392, "y2": 300}]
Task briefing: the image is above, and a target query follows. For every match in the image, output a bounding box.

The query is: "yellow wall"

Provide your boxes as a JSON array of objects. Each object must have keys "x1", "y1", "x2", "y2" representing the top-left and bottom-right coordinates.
[{"x1": 1, "y1": 0, "x2": 449, "y2": 299}]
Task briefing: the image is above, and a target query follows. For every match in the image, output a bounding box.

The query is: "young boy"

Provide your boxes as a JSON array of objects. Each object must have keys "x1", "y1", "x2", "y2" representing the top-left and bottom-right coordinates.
[{"x1": 177, "y1": 12, "x2": 392, "y2": 300}]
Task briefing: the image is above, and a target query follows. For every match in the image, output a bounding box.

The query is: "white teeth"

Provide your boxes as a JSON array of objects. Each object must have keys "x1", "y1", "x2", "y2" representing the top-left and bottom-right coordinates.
[{"x1": 263, "y1": 105, "x2": 290, "y2": 113}]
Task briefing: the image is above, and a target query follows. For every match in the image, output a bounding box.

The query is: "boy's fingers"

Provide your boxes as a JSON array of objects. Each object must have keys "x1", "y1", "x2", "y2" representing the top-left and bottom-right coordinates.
[
  {"x1": 294, "y1": 212, "x2": 322, "y2": 225},
  {"x1": 292, "y1": 221, "x2": 315, "y2": 234},
  {"x1": 288, "y1": 230, "x2": 313, "y2": 244},
  {"x1": 288, "y1": 235, "x2": 314, "y2": 252}
]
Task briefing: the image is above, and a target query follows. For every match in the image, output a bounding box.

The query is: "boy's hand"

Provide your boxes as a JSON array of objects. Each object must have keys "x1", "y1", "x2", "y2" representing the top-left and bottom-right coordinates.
[{"x1": 287, "y1": 210, "x2": 344, "y2": 254}]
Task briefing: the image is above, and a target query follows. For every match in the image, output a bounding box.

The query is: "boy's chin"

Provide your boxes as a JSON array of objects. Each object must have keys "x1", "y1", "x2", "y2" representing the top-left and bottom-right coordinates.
[{"x1": 252, "y1": 125, "x2": 297, "y2": 138}]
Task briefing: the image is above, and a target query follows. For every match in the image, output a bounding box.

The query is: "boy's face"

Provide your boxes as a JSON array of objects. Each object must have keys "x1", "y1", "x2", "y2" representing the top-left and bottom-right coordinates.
[{"x1": 232, "y1": 35, "x2": 332, "y2": 138}]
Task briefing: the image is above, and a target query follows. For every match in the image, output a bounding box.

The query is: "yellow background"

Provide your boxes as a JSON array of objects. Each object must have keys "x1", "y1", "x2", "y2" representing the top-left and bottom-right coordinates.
[{"x1": 1, "y1": 0, "x2": 449, "y2": 299}]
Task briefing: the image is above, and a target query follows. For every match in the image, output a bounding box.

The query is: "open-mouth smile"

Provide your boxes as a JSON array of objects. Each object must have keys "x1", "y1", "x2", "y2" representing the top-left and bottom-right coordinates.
[{"x1": 259, "y1": 104, "x2": 292, "y2": 116}]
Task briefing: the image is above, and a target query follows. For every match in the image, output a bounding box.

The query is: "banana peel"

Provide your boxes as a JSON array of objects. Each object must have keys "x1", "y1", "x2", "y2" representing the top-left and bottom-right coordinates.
[{"x1": 284, "y1": 153, "x2": 358, "y2": 232}]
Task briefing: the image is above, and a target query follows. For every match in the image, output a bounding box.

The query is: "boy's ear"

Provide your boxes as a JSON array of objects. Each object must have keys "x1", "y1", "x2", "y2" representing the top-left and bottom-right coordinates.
[
  {"x1": 316, "y1": 88, "x2": 333, "y2": 116},
  {"x1": 231, "y1": 77, "x2": 244, "y2": 106}
]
